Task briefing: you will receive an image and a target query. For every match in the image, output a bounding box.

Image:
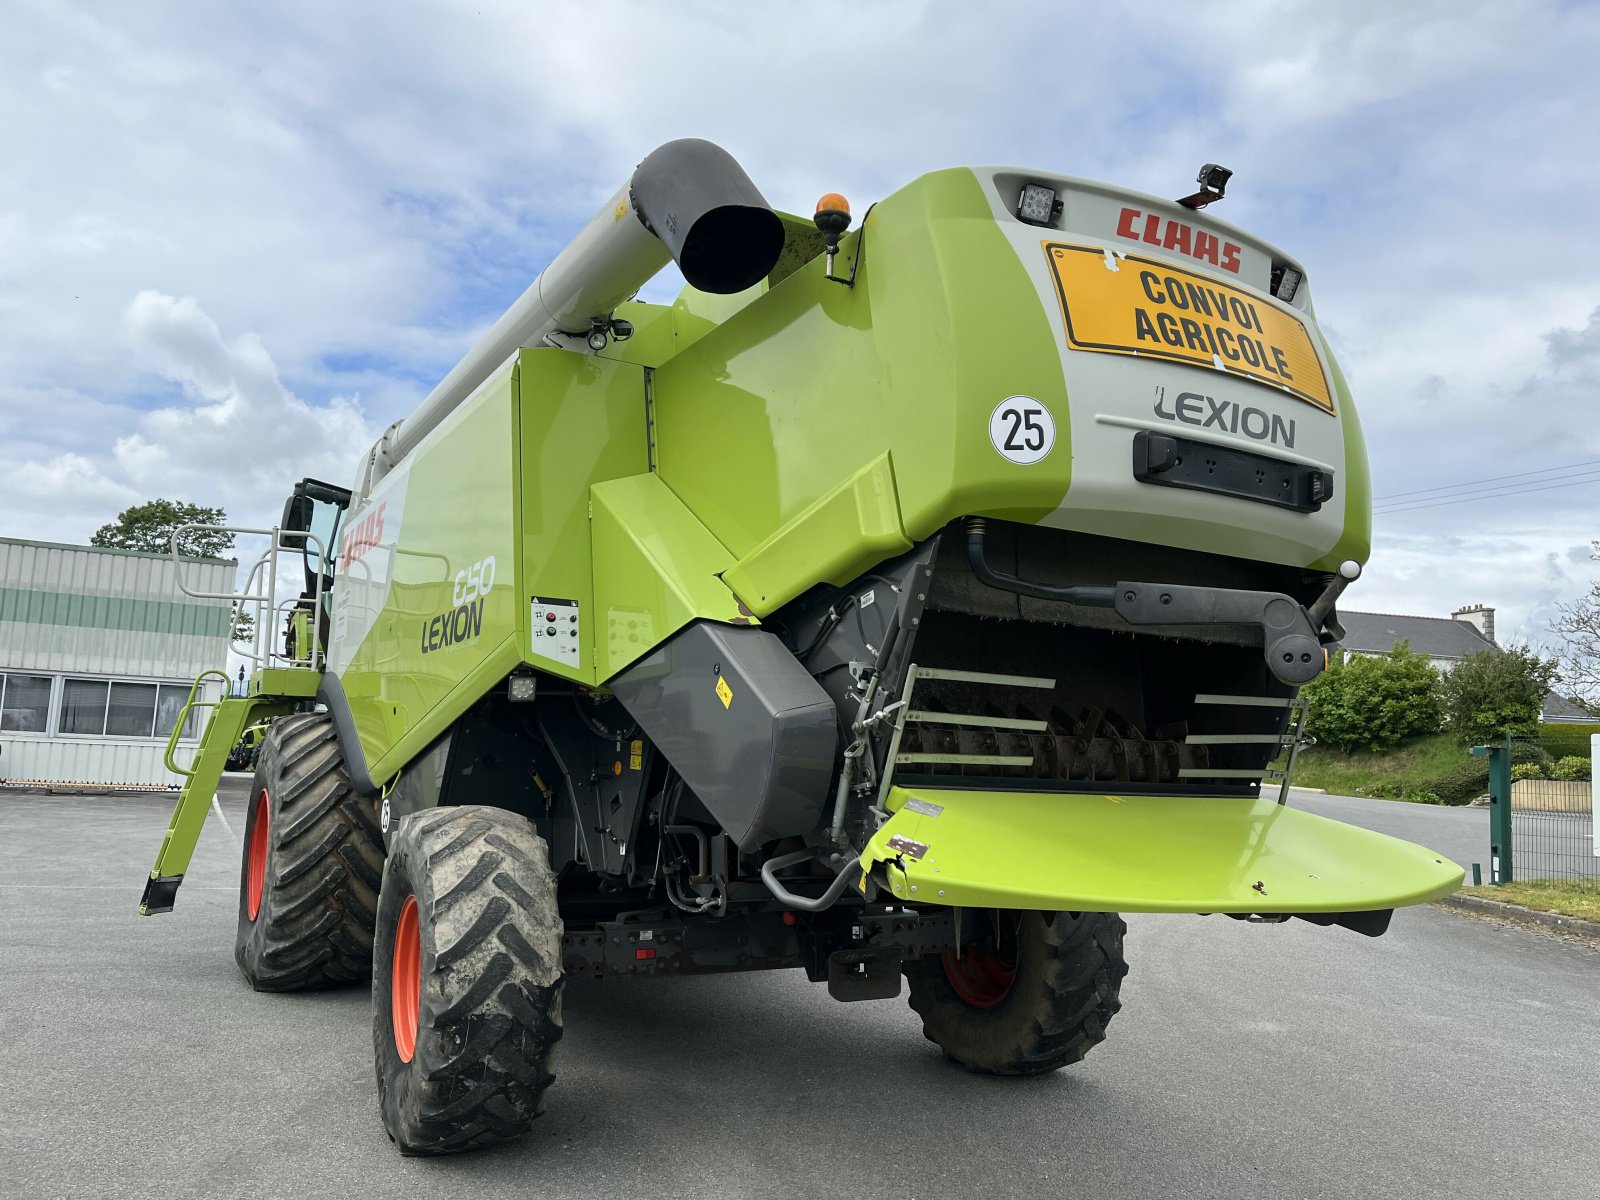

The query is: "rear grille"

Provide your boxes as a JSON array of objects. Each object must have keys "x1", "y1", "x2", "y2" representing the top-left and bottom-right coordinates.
[{"x1": 878, "y1": 665, "x2": 1305, "y2": 798}]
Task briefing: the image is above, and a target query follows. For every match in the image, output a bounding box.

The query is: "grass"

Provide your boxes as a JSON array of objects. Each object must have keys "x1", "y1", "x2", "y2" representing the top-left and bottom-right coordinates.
[
  {"x1": 1288, "y1": 732, "x2": 1467, "y2": 797},
  {"x1": 1461, "y1": 878, "x2": 1600, "y2": 923}
]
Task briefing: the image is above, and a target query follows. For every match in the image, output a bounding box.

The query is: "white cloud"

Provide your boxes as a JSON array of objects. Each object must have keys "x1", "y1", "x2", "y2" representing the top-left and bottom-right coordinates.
[
  {"x1": 0, "y1": 0, "x2": 1596, "y2": 646},
  {"x1": 109, "y1": 292, "x2": 374, "y2": 524}
]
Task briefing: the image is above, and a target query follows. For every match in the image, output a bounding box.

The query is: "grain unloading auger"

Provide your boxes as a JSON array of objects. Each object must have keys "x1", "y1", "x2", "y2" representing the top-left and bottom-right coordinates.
[{"x1": 142, "y1": 140, "x2": 1461, "y2": 1154}]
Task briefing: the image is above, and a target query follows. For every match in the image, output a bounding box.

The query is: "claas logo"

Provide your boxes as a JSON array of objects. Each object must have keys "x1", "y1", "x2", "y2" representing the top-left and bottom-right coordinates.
[
  {"x1": 341, "y1": 502, "x2": 386, "y2": 565},
  {"x1": 1116, "y1": 207, "x2": 1242, "y2": 275}
]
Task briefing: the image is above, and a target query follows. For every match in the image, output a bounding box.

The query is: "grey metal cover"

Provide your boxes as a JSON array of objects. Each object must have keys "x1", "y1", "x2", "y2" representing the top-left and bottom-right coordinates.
[{"x1": 609, "y1": 622, "x2": 837, "y2": 850}]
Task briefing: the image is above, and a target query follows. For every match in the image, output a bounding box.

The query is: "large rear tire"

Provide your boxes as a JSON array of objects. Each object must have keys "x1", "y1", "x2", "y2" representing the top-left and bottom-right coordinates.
[
  {"x1": 372, "y1": 805, "x2": 564, "y2": 1156},
  {"x1": 234, "y1": 712, "x2": 384, "y2": 991},
  {"x1": 904, "y1": 909, "x2": 1127, "y2": 1075}
]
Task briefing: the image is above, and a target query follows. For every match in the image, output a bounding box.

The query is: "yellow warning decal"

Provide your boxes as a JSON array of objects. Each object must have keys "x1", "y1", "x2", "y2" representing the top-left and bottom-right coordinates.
[
  {"x1": 629, "y1": 739, "x2": 643, "y2": 771},
  {"x1": 715, "y1": 676, "x2": 733, "y2": 709},
  {"x1": 1043, "y1": 242, "x2": 1334, "y2": 415}
]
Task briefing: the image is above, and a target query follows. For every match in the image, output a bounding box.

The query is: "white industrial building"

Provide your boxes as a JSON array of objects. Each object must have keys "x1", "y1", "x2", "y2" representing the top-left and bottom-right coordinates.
[{"x1": 0, "y1": 537, "x2": 235, "y2": 788}]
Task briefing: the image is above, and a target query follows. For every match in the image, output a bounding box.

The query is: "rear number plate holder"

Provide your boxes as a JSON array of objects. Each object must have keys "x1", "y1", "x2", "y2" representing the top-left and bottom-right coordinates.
[{"x1": 1133, "y1": 430, "x2": 1333, "y2": 513}]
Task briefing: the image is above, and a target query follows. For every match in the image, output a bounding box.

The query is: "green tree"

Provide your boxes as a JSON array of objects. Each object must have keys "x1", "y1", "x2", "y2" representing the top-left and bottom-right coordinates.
[
  {"x1": 91, "y1": 499, "x2": 234, "y2": 559},
  {"x1": 1439, "y1": 644, "x2": 1557, "y2": 745},
  {"x1": 1301, "y1": 642, "x2": 1443, "y2": 753}
]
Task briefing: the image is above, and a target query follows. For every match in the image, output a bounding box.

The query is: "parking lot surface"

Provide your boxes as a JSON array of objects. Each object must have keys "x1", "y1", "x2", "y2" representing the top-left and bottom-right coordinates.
[{"x1": 3, "y1": 782, "x2": 1597, "y2": 1200}]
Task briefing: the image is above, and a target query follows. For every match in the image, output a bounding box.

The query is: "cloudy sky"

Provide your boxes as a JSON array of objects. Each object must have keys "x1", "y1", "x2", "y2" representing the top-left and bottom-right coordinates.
[{"x1": 3, "y1": 0, "x2": 1597, "y2": 650}]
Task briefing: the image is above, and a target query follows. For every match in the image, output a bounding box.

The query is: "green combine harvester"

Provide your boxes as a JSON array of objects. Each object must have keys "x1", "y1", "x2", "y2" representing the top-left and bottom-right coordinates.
[{"x1": 143, "y1": 140, "x2": 1461, "y2": 1155}]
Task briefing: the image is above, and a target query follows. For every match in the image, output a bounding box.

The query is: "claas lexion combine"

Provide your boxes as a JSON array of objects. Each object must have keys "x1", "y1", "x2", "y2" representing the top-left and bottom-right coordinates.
[{"x1": 142, "y1": 140, "x2": 1461, "y2": 1154}]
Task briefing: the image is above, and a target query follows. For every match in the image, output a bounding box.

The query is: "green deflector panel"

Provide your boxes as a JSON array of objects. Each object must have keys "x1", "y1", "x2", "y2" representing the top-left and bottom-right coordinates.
[{"x1": 860, "y1": 787, "x2": 1463, "y2": 913}]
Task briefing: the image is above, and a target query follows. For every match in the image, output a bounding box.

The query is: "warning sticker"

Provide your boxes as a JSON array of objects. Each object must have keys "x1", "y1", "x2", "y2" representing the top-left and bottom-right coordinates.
[
  {"x1": 1043, "y1": 242, "x2": 1334, "y2": 415},
  {"x1": 715, "y1": 675, "x2": 733, "y2": 709}
]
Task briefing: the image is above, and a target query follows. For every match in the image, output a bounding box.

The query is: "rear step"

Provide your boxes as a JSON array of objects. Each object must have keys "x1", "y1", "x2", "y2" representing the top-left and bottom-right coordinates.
[{"x1": 860, "y1": 784, "x2": 1463, "y2": 923}]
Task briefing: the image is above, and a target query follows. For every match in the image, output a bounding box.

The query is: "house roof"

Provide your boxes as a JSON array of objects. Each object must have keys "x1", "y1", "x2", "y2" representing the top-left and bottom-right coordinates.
[
  {"x1": 1337, "y1": 610, "x2": 1496, "y2": 660},
  {"x1": 1542, "y1": 691, "x2": 1598, "y2": 721}
]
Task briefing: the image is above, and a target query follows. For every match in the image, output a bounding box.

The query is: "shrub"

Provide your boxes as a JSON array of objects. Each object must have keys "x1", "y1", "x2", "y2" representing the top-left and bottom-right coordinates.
[
  {"x1": 1441, "y1": 645, "x2": 1558, "y2": 745},
  {"x1": 1511, "y1": 762, "x2": 1547, "y2": 782},
  {"x1": 1401, "y1": 788, "x2": 1443, "y2": 805},
  {"x1": 1553, "y1": 755, "x2": 1593, "y2": 782},
  {"x1": 1302, "y1": 643, "x2": 1442, "y2": 752},
  {"x1": 1510, "y1": 740, "x2": 1554, "y2": 769},
  {"x1": 1354, "y1": 780, "x2": 1443, "y2": 804},
  {"x1": 1427, "y1": 757, "x2": 1491, "y2": 805}
]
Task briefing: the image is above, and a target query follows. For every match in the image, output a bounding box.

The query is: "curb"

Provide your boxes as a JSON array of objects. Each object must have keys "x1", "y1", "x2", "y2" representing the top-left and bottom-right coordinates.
[{"x1": 1433, "y1": 892, "x2": 1600, "y2": 943}]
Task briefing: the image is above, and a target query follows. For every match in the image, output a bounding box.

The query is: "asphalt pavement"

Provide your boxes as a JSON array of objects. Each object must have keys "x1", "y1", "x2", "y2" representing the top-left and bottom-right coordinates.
[{"x1": 2, "y1": 782, "x2": 1597, "y2": 1200}]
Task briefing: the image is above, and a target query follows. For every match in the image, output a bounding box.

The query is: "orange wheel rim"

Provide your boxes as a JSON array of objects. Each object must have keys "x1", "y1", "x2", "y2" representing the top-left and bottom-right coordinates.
[
  {"x1": 392, "y1": 895, "x2": 421, "y2": 1063},
  {"x1": 940, "y1": 938, "x2": 1018, "y2": 1009},
  {"x1": 245, "y1": 789, "x2": 270, "y2": 920}
]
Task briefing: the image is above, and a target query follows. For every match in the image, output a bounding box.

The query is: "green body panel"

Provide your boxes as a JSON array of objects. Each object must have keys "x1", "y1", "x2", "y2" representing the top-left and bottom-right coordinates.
[
  {"x1": 247, "y1": 668, "x2": 321, "y2": 699},
  {"x1": 516, "y1": 349, "x2": 651, "y2": 684},
  {"x1": 722, "y1": 452, "x2": 910, "y2": 614},
  {"x1": 650, "y1": 169, "x2": 1071, "y2": 617},
  {"x1": 1309, "y1": 333, "x2": 1372, "y2": 570},
  {"x1": 861, "y1": 786, "x2": 1463, "y2": 912},
  {"x1": 590, "y1": 473, "x2": 751, "y2": 680},
  {"x1": 333, "y1": 359, "x2": 521, "y2": 776}
]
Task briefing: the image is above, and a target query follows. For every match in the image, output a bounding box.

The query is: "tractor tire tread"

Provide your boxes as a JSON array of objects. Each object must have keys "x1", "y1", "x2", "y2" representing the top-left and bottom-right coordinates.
[
  {"x1": 235, "y1": 712, "x2": 383, "y2": 992},
  {"x1": 905, "y1": 910, "x2": 1127, "y2": 1076},
  {"x1": 374, "y1": 805, "x2": 563, "y2": 1156}
]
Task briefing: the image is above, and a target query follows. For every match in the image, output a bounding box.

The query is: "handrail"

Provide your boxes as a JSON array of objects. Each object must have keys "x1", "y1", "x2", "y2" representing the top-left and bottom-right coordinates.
[{"x1": 163, "y1": 669, "x2": 232, "y2": 778}]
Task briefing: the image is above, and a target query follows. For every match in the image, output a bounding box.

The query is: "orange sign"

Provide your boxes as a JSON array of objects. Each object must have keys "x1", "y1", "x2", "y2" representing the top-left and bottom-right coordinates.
[{"x1": 1043, "y1": 242, "x2": 1334, "y2": 414}]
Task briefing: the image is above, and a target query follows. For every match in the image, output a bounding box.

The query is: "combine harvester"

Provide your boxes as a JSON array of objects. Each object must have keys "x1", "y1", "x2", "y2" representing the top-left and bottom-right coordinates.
[{"x1": 143, "y1": 140, "x2": 1460, "y2": 1154}]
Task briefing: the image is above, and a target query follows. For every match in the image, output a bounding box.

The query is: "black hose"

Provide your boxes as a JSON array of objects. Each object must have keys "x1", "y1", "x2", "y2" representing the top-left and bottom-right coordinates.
[{"x1": 965, "y1": 518, "x2": 1115, "y2": 608}]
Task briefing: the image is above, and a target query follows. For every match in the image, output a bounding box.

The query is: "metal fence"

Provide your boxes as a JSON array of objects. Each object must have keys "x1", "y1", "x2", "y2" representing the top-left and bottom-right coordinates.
[{"x1": 1504, "y1": 732, "x2": 1598, "y2": 890}]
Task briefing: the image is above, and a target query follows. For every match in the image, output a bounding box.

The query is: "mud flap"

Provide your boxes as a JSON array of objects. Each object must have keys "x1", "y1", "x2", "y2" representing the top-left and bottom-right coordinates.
[{"x1": 859, "y1": 787, "x2": 1463, "y2": 915}]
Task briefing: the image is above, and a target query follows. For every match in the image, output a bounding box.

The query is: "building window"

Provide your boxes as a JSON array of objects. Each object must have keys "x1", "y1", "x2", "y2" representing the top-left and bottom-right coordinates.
[
  {"x1": 0, "y1": 673, "x2": 51, "y2": 733},
  {"x1": 108, "y1": 682, "x2": 160, "y2": 737},
  {"x1": 57, "y1": 677, "x2": 201, "y2": 739}
]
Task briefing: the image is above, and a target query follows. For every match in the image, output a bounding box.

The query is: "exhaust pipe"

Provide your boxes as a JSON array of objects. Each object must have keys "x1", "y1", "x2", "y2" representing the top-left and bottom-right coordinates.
[{"x1": 362, "y1": 139, "x2": 783, "y2": 492}]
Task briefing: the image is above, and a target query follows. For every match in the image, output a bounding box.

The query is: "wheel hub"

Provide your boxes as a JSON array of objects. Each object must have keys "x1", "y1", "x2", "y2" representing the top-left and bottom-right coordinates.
[
  {"x1": 940, "y1": 919, "x2": 1019, "y2": 1008},
  {"x1": 245, "y1": 789, "x2": 270, "y2": 921},
  {"x1": 392, "y1": 895, "x2": 421, "y2": 1063}
]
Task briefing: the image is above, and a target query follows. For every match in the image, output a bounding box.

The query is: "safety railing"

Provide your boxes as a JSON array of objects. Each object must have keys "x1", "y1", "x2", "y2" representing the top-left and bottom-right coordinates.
[{"x1": 169, "y1": 524, "x2": 327, "y2": 672}]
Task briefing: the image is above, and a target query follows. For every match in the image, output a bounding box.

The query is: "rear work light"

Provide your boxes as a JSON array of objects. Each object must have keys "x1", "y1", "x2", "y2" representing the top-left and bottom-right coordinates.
[
  {"x1": 1271, "y1": 263, "x2": 1302, "y2": 303},
  {"x1": 1016, "y1": 182, "x2": 1062, "y2": 227}
]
